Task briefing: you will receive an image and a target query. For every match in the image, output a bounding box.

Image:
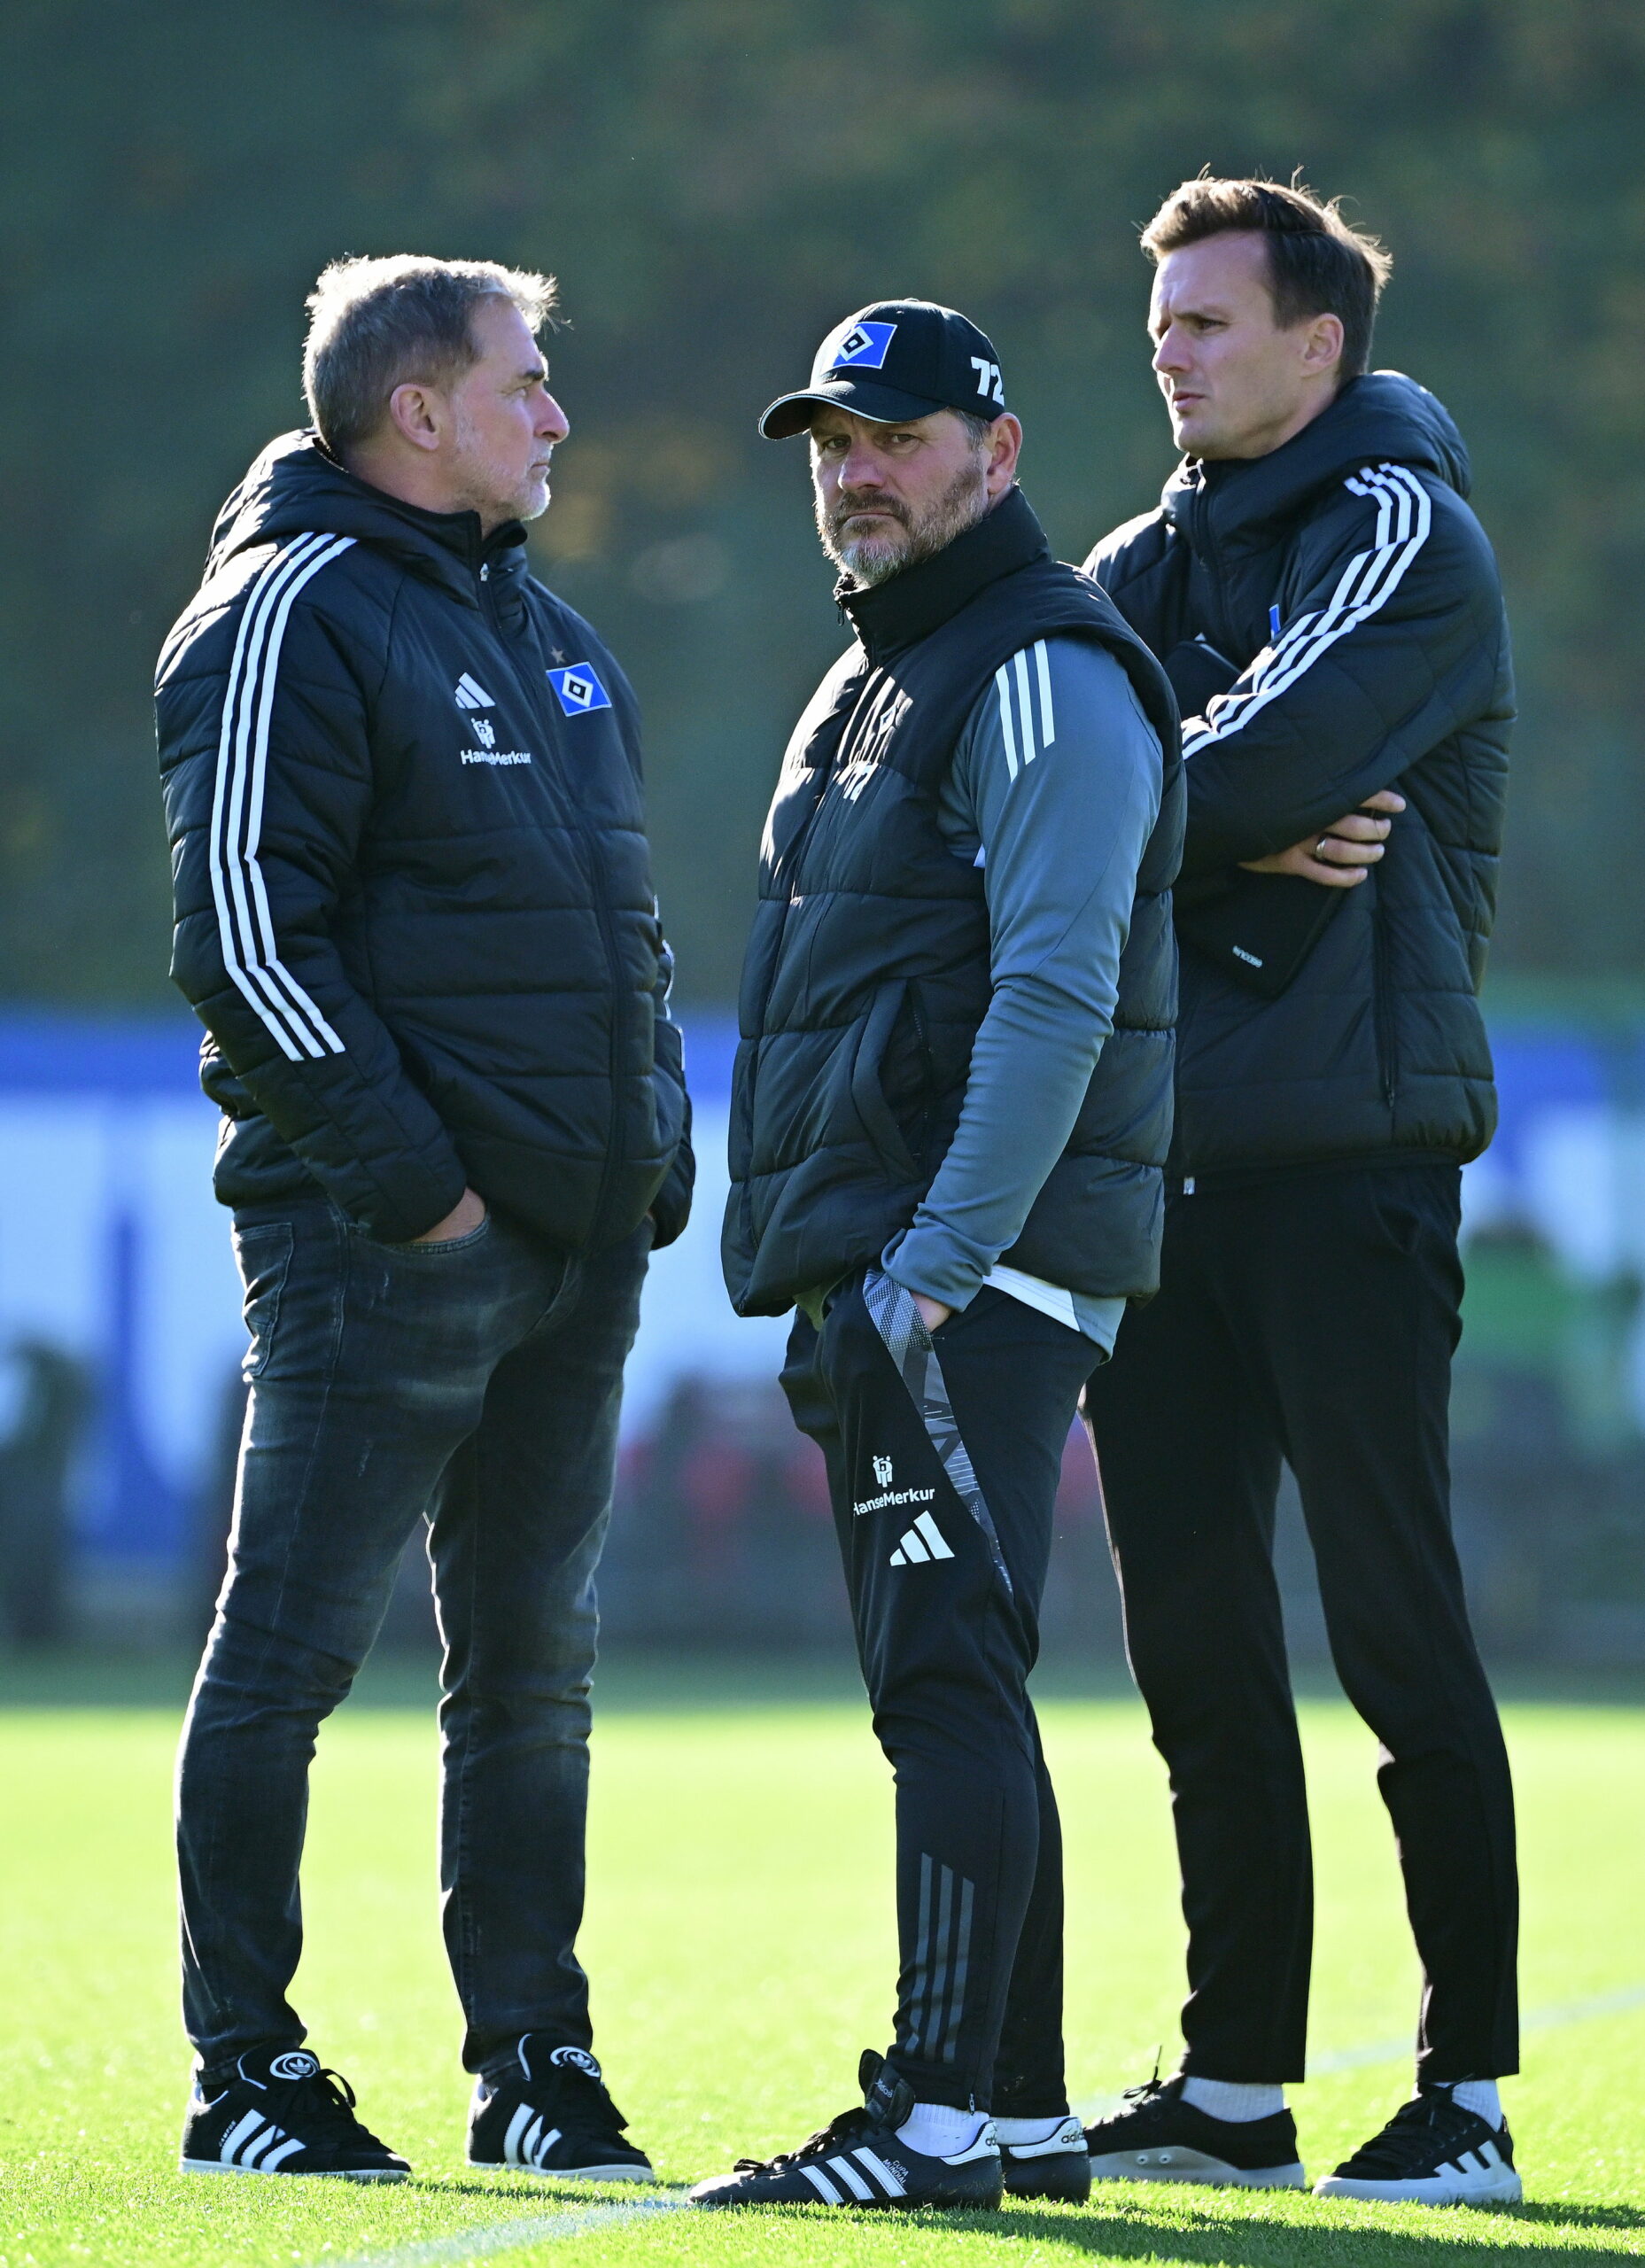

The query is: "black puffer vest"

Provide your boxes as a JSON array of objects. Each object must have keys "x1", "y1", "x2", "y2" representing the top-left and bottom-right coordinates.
[{"x1": 722, "y1": 488, "x2": 1183, "y2": 1317}]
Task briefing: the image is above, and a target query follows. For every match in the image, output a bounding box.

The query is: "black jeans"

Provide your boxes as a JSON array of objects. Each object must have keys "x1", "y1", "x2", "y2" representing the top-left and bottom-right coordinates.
[
  {"x1": 176, "y1": 1197, "x2": 648, "y2": 2082},
  {"x1": 782, "y1": 1270, "x2": 1103, "y2": 2114},
  {"x1": 1083, "y1": 1164, "x2": 1518, "y2": 2085}
]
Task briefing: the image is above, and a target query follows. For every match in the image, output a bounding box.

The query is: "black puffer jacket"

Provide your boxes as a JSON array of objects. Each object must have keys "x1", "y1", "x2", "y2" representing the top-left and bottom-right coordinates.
[
  {"x1": 1086, "y1": 373, "x2": 1512, "y2": 1177},
  {"x1": 157, "y1": 431, "x2": 692, "y2": 1249}
]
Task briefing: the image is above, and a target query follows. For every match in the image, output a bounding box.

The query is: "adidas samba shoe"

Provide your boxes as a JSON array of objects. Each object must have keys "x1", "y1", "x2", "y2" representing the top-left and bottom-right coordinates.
[
  {"x1": 1084, "y1": 2073, "x2": 1305, "y2": 2189},
  {"x1": 690, "y1": 2051, "x2": 1002, "y2": 2212},
  {"x1": 180, "y1": 2046, "x2": 409, "y2": 2179},
  {"x1": 468, "y1": 2037, "x2": 654, "y2": 2182},
  {"x1": 999, "y1": 2114, "x2": 1091, "y2": 2201},
  {"x1": 1314, "y1": 2085, "x2": 1521, "y2": 2207}
]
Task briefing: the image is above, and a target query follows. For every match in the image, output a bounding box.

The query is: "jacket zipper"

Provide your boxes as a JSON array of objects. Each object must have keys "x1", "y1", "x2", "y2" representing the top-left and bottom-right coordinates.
[
  {"x1": 1194, "y1": 495, "x2": 1245, "y2": 668},
  {"x1": 478, "y1": 550, "x2": 628, "y2": 1243},
  {"x1": 1372, "y1": 888, "x2": 1398, "y2": 1108}
]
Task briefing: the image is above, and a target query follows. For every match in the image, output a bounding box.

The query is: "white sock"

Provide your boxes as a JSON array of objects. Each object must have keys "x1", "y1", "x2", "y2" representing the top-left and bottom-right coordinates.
[
  {"x1": 994, "y1": 2113, "x2": 1072, "y2": 2146},
  {"x1": 895, "y1": 2101, "x2": 990, "y2": 2156},
  {"x1": 1181, "y1": 2077, "x2": 1285, "y2": 2123},
  {"x1": 1442, "y1": 2078, "x2": 1501, "y2": 2128}
]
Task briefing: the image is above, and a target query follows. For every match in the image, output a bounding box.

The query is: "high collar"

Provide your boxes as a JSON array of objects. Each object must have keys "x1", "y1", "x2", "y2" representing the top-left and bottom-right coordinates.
[
  {"x1": 837, "y1": 485, "x2": 1050, "y2": 666},
  {"x1": 1160, "y1": 371, "x2": 1472, "y2": 555},
  {"x1": 206, "y1": 430, "x2": 531, "y2": 606}
]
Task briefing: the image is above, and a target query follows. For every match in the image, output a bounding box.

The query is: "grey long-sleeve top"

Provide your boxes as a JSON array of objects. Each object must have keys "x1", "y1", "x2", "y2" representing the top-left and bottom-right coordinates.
[{"x1": 880, "y1": 634, "x2": 1164, "y2": 1349}]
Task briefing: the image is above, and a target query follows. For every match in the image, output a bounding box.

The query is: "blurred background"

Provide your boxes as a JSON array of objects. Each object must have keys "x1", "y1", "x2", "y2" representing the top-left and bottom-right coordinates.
[{"x1": 3, "y1": 0, "x2": 1644, "y2": 1669}]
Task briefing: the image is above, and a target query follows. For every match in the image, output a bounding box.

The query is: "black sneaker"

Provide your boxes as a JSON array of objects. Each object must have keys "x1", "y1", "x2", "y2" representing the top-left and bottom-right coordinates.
[
  {"x1": 1084, "y1": 2073, "x2": 1305, "y2": 2189},
  {"x1": 1314, "y1": 2085, "x2": 1522, "y2": 2207},
  {"x1": 999, "y1": 2114, "x2": 1091, "y2": 2202},
  {"x1": 689, "y1": 2051, "x2": 1002, "y2": 2212},
  {"x1": 468, "y1": 2038, "x2": 654, "y2": 2182},
  {"x1": 180, "y1": 2047, "x2": 409, "y2": 2179}
]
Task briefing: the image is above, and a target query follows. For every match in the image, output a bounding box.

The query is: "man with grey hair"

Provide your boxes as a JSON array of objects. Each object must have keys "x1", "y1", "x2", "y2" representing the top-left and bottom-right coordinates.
[{"x1": 157, "y1": 255, "x2": 691, "y2": 2181}]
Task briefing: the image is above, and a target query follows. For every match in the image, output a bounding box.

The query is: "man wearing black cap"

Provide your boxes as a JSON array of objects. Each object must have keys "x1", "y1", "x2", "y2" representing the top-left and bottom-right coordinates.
[{"x1": 691, "y1": 303, "x2": 1183, "y2": 2213}]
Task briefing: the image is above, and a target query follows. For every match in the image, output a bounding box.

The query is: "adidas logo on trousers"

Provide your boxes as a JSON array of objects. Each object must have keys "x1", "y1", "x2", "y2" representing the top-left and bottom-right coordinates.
[{"x1": 890, "y1": 1511, "x2": 953, "y2": 1566}]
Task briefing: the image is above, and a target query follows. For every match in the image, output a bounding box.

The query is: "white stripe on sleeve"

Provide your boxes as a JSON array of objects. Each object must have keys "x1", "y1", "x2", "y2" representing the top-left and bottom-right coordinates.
[
  {"x1": 1032, "y1": 638, "x2": 1056, "y2": 747},
  {"x1": 993, "y1": 664, "x2": 1020, "y2": 781},
  {"x1": 1181, "y1": 464, "x2": 1432, "y2": 758},
  {"x1": 209, "y1": 532, "x2": 357, "y2": 1061},
  {"x1": 1012, "y1": 646, "x2": 1036, "y2": 765}
]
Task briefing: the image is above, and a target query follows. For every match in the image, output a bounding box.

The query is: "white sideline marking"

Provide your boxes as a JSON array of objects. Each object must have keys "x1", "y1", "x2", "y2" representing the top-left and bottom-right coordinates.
[
  {"x1": 1308, "y1": 1982, "x2": 1645, "y2": 2076},
  {"x1": 322, "y1": 2196, "x2": 686, "y2": 2268},
  {"x1": 314, "y1": 1986, "x2": 1645, "y2": 2264},
  {"x1": 1080, "y1": 1982, "x2": 1645, "y2": 2118}
]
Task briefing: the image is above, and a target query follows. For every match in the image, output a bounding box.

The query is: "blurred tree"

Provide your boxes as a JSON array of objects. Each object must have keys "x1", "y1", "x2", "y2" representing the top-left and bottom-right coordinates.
[{"x1": 2, "y1": 0, "x2": 1641, "y2": 1004}]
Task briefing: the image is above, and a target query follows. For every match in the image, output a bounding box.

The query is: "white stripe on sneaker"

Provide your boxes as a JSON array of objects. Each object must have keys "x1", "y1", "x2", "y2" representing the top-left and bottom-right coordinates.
[
  {"x1": 826, "y1": 2155, "x2": 873, "y2": 2200},
  {"x1": 798, "y1": 2162, "x2": 845, "y2": 2203},
  {"x1": 852, "y1": 2146, "x2": 906, "y2": 2198},
  {"x1": 220, "y1": 2109, "x2": 265, "y2": 2164}
]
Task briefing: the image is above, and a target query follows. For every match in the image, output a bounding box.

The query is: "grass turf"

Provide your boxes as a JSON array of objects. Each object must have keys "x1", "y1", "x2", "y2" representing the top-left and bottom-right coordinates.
[{"x1": 1, "y1": 1655, "x2": 1642, "y2": 2265}]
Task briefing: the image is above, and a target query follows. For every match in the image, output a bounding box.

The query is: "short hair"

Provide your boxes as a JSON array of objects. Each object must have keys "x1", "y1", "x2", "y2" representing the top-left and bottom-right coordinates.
[
  {"x1": 1141, "y1": 176, "x2": 1392, "y2": 380},
  {"x1": 303, "y1": 254, "x2": 557, "y2": 457}
]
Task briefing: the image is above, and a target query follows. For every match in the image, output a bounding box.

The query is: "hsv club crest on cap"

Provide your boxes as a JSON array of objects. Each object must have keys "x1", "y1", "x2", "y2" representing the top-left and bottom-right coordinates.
[{"x1": 759, "y1": 299, "x2": 1009, "y2": 439}]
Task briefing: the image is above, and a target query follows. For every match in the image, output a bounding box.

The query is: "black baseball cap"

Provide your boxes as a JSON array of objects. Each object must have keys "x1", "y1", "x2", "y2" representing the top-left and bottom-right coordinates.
[{"x1": 759, "y1": 299, "x2": 1009, "y2": 439}]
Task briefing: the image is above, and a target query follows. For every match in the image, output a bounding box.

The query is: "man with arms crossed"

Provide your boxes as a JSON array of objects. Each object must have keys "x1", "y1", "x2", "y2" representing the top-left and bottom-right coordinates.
[
  {"x1": 157, "y1": 256, "x2": 691, "y2": 2180},
  {"x1": 1081, "y1": 180, "x2": 1518, "y2": 2207},
  {"x1": 691, "y1": 303, "x2": 1181, "y2": 2212}
]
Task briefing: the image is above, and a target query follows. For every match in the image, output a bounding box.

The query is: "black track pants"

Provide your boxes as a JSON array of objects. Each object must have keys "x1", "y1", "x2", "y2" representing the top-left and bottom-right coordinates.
[
  {"x1": 781, "y1": 1270, "x2": 1102, "y2": 2113},
  {"x1": 1083, "y1": 1164, "x2": 1519, "y2": 2084}
]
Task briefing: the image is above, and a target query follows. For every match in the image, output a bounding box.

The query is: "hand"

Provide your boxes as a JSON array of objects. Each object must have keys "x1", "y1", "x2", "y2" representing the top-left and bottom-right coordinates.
[
  {"x1": 1239, "y1": 789, "x2": 1406, "y2": 889},
  {"x1": 413, "y1": 1185, "x2": 487, "y2": 1243},
  {"x1": 913, "y1": 1293, "x2": 952, "y2": 1334}
]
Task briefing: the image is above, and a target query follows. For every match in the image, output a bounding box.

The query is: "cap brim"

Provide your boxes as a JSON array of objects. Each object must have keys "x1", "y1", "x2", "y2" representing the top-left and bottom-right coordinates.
[{"x1": 757, "y1": 377, "x2": 953, "y2": 439}]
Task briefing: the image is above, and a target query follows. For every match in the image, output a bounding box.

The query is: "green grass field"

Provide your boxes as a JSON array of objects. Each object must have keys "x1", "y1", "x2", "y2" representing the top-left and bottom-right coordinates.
[{"x1": 2, "y1": 1653, "x2": 1642, "y2": 2266}]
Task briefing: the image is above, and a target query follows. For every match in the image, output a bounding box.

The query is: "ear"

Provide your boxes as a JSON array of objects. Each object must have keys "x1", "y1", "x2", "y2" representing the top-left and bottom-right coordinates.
[
  {"x1": 1301, "y1": 311, "x2": 1346, "y2": 381},
  {"x1": 983, "y1": 412, "x2": 1024, "y2": 497},
  {"x1": 385, "y1": 378, "x2": 446, "y2": 455}
]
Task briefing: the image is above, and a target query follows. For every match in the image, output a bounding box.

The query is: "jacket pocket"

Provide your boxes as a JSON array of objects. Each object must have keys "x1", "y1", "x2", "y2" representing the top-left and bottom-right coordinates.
[
  {"x1": 850, "y1": 982, "x2": 922, "y2": 1181},
  {"x1": 233, "y1": 1221, "x2": 294, "y2": 1381}
]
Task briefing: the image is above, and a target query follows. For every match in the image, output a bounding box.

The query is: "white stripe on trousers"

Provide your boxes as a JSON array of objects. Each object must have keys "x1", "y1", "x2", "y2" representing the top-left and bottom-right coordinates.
[
  {"x1": 1182, "y1": 464, "x2": 1433, "y2": 757},
  {"x1": 209, "y1": 532, "x2": 356, "y2": 1060}
]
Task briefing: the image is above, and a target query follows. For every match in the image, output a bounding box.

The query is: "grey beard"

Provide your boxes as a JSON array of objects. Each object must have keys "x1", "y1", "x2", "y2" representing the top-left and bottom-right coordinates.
[{"x1": 818, "y1": 458, "x2": 990, "y2": 586}]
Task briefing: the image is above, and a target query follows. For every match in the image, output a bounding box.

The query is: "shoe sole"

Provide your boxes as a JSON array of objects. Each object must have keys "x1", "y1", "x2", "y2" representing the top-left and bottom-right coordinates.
[
  {"x1": 468, "y1": 2158, "x2": 655, "y2": 2183},
  {"x1": 691, "y1": 2189, "x2": 1005, "y2": 2212},
  {"x1": 1314, "y1": 2171, "x2": 1523, "y2": 2209},
  {"x1": 1003, "y1": 2152, "x2": 1092, "y2": 2202},
  {"x1": 1090, "y1": 2148, "x2": 1307, "y2": 2190},
  {"x1": 181, "y1": 2158, "x2": 408, "y2": 2181}
]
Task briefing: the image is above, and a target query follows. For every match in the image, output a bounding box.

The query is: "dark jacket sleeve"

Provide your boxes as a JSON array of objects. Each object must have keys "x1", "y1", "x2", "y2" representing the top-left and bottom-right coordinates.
[
  {"x1": 1171, "y1": 470, "x2": 1510, "y2": 882},
  {"x1": 648, "y1": 927, "x2": 694, "y2": 1248},
  {"x1": 159, "y1": 566, "x2": 469, "y2": 1240}
]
